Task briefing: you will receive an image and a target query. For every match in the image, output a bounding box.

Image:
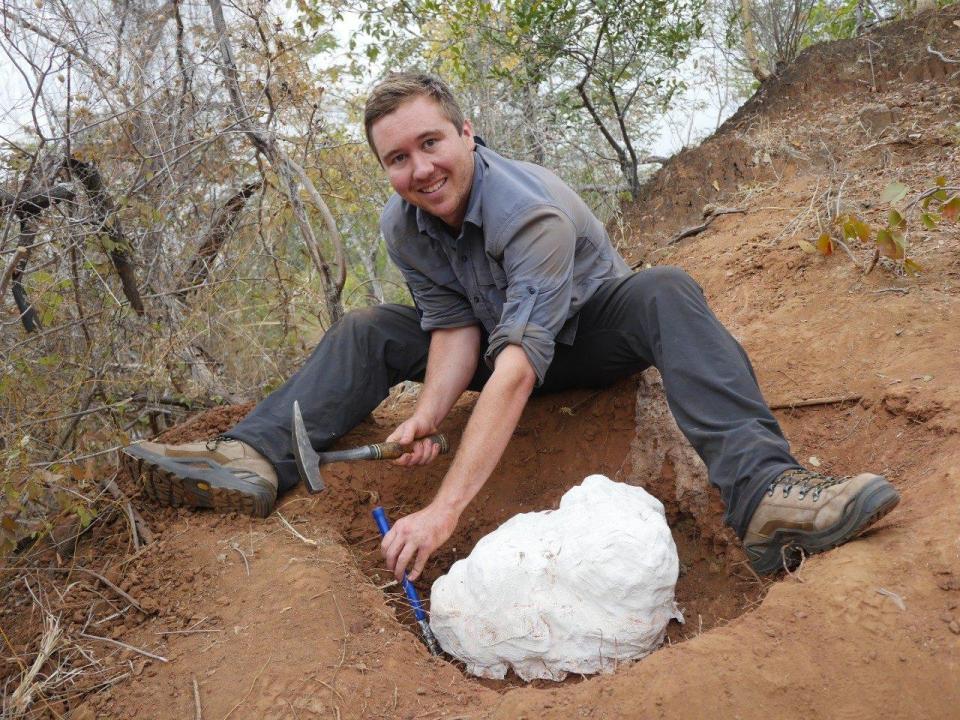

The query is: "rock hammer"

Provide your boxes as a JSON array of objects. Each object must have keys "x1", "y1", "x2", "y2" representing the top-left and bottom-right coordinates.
[{"x1": 291, "y1": 400, "x2": 450, "y2": 493}]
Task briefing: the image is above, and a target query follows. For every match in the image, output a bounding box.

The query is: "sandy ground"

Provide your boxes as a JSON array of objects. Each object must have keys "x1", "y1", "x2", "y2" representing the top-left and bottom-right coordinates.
[{"x1": 3, "y1": 7, "x2": 960, "y2": 719}]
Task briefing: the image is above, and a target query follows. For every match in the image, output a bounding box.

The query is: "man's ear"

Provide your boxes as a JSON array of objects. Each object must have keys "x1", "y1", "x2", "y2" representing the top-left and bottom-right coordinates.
[{"x1": 461, "y1": 118, "x2": 476, "y2": 150}]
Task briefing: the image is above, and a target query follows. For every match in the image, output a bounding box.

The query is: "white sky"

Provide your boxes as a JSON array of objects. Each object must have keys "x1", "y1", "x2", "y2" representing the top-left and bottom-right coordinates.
[{"x1": 0, "y1": 3, "x2": 743, "y2": 165}]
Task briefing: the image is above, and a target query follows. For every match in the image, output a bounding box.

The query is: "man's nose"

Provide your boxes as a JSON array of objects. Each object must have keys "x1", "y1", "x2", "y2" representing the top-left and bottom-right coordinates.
[{"x1": 411, "y1": 153, "x2": 433, "y2": 180}]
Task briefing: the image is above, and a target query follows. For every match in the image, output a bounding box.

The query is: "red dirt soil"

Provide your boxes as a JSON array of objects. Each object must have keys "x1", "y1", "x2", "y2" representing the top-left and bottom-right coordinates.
[{"x1": 3, "y1": 8, "x2": 960, "y2": 719}]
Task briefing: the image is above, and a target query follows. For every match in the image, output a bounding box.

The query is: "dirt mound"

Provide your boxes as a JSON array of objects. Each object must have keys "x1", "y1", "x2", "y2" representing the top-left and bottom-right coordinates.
[
  {"x1": 5, "y1": 8, "x2": 960, "y2": 719},
  {"x1": 629, "y1": 5, "x2": 960, "y2": 251}
]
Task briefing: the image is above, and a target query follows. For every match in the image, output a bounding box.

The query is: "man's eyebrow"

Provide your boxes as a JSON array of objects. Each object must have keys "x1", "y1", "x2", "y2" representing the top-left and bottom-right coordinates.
[{"x1": 382, "y1": 129, "x2": 445, "y2": 161}]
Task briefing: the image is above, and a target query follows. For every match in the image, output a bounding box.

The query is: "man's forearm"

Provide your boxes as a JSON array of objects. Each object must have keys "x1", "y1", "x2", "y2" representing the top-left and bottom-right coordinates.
[
  {"x1": 380, "y1": 344, "x2": 536, "y2": 580},
  {"x1": 432, "y1": 345, "x2": 536, "y2": 516},
  {"x1": 414, "y1": 325, "x2": 481, "y2": 426}
]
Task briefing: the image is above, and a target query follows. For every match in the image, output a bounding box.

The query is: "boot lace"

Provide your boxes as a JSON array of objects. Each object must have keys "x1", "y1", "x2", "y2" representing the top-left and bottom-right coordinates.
[
  {"x1": 204, "y1": 434, "x2": 233, "y2": 451},
  {"x1": 766, "y1": 469, "x2": 845, "y2": 502}
]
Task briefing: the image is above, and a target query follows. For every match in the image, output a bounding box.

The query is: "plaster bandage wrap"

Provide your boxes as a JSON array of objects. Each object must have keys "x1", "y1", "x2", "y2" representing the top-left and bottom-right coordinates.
[{"x1": 429, "y1": 475, "x2": 682, "y2": 681}]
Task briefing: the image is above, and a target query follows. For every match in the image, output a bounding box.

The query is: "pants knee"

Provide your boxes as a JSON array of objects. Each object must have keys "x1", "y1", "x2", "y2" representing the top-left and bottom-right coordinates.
[
  {"x1": 332, "y1": 306, "x2": 379, "y2": 339},
  {"x1": 629, "y1": 266, "x2": 702, "y2": 304},
  {"x1": 324, "y1": 304, "x2": 427, "y2": 373}
]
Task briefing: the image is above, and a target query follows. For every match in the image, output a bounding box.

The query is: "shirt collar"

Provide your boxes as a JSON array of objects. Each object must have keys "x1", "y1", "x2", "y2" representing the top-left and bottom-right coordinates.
[{"x1": 414, "y1": 148, "x2": 486, "y2": 240}]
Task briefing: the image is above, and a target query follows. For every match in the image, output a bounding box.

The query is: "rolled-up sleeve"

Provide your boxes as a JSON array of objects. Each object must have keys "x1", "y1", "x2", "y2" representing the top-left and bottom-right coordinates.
[
  {"x1": 386, "y1": 244, "x2": 478, "y2": 331},
  {"x1": 484, "y1": 206, "x2": 576, "y2": 385}
]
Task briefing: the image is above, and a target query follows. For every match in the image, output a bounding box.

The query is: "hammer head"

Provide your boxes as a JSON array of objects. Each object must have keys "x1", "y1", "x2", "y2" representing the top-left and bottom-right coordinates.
[{"x1": 291, "y1": 401, "x2": 325, "y2": 493}]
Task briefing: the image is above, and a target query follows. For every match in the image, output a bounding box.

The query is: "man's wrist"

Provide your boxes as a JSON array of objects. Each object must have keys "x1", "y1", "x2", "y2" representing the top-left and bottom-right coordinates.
[
  {"x1": 409, "y1": 406, "x2": 441, "y2": 431},
  {"x1": 431, "y1": 489, "x2": 467, "y2": 520}
]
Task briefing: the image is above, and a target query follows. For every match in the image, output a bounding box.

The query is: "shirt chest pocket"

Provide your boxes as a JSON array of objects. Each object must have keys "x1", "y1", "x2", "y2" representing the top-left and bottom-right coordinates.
[
  {"x1": 478, "y1": 259, "x2": 508, "y2": 290},
  {"x1": 418, "y1": 258, "x2": 462, "y2": 291}
]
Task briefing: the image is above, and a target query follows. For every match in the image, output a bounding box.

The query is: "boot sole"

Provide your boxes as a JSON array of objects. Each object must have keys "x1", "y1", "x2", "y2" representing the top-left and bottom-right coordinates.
[
  {"x1": 746, "y1": 476, "x2": 900, "y2": 575},
  {"x1": 121, "y1": 446, "x2": 275, "y2": 518}
]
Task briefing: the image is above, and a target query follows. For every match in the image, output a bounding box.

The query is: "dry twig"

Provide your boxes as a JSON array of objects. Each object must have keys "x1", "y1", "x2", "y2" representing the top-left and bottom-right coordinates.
[
  {"x1": 80, "y1": 632, "x2": 169, "y2": 663},
  {"x1": 220, "y1": 655, "x2": 271, "y2": 720},
  {"x1": 276, "y1": 511, "x2": 320, "y2": 548},
  {"x1": 769, "y1": 393, "x2": 862, "y2": 410},
  {"x1": 665, "y1": 207, "x2": 747, "y2": 246},
  {"x1": 927, "y1": 45, "x2": 960, "y2": 64},
  {"x1": 39, "y1": 565, "x2": 146, "y2": 614},
  {"x1": 101, "y1": 471, "x2": 155, "y2": 546},
  {"x1": 9, "y1": 614, "x2": 63, "y2": 716},
  {"x1": 193, "y1": 676, "x2": 203, "y2": 720},
  {"x1": 230, "y1": 542, "x2": 250, "y2": 576}
]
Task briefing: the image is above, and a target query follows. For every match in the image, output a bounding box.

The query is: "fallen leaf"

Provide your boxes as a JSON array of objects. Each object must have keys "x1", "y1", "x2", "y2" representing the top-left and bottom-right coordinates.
[
  {"x1": 876, "y1": 229, "x2": 897, "y2": 258},
  {"x1": 880, "y1": 181, "x2": 908, "y2": 204},
  {"x1": 815, "y1": 233, "x2": 834, "y2": 255},
  {"x1": 942, "y1": 196, "x2": 960, "y2": 222}
]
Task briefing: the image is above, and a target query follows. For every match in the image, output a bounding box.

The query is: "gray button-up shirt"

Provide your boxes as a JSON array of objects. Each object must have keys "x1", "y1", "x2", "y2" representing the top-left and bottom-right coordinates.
[{"x1": 381, "y1": 145, "x2": 631, "y2": 385}]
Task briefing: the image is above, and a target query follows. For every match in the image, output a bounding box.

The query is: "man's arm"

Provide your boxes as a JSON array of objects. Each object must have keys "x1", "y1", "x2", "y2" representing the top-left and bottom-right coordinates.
[
  {"x1": 386, "y1": 324, "x2": 481, "y2": 465},
  {"x1": 381, "y1": 345, "x2": 536, "y2": 581}
]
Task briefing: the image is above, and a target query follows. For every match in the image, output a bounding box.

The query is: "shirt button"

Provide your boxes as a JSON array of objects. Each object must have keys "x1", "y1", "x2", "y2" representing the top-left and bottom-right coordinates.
[
  {"x1": 527, "y1": 286, "x2": 536, "y2": 294},
  {"x1": 473, "y1": 295, "x2": 480, "y2": 302},
  {"x1": 460, "y1": 255, "x2": 467, "y2": 261}
]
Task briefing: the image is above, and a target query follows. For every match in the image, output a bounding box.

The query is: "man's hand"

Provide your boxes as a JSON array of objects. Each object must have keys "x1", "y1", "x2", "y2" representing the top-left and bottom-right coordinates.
[
  {"x1": 381, "y1": 502, "x2": 459, "y2": 581},
  {"x1": 386, "y1": 414, "x2": 442, "y2": 467}
]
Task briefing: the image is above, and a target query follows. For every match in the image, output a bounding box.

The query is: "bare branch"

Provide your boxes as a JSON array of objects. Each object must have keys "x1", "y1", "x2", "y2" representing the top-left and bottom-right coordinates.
[{"x1": 207, "y1": 0, "x2": 345, "y2": 322}]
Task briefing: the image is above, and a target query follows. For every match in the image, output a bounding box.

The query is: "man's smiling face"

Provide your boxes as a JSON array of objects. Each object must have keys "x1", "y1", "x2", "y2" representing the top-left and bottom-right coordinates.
[{"x1": 370, "y1": 95, "x2": 476, "y2": 230}]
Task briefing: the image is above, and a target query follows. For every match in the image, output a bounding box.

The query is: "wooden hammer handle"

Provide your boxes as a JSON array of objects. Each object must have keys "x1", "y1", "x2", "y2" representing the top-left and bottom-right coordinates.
[{"x1": 370, "y1": 433, "x2": 450, "y2": 460}]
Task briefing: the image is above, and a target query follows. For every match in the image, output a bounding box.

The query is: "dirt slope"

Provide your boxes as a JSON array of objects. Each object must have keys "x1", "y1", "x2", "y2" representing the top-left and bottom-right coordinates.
[{"x1": 6, "y1": 7, "x2": 960, "y2": 720}]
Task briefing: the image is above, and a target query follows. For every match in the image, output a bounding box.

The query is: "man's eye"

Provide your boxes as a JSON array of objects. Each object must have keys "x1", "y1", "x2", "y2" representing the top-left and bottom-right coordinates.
[
  {"x1": 391, "y1": 154, "x2": 406, "y2": 165},
  {"x1": 423, "y1": 138, "x2": 436, "y2": 148}
]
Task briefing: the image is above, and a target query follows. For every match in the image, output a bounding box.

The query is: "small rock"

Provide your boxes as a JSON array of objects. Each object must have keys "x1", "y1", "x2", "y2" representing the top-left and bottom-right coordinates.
[
  {"x1": 69, "y1": 703, "x2": 97, "y2": 720},
  {"x1": 858, "y1": 103, "x2": 903, "y2": 136},
  {"x1": 415, "y1": 687, "x2": 426, "y2": 695},
  {"x1": 139, "y1": 597, "x2": 158, "y2": 614},
  {"x1": 937, "y1": 576, "x2": 960, "y2": 591},
  {"x1": 941, "y1": 612, "x2": 955, "y2": 624},
  {"x1": 950, "y1": 621, "x2": 960, "y2": 635}
]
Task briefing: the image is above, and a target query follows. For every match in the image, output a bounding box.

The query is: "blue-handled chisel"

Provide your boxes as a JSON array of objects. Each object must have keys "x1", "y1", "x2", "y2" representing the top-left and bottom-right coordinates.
[{"x1": 372, "y1": 506, "x2": 442, "y2": 656}]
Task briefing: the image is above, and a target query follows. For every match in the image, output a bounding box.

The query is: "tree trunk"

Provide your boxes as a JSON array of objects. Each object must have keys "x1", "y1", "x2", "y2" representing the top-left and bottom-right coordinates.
[
  {"x1": 207, "y1": 0, "x2": 346, "y2": 324},
  {"x1": 12, "y1": 218, "x2": 40, "y2": 332},
  {"x1": 66, "y1": 157, "x2": 145, "y2": 316},
  {"x1": 180, "y1": 179, "x2": 262, "y2": 295},
  {"x1": 741, "y1": 0, "x2": 771, "y2": 82}
]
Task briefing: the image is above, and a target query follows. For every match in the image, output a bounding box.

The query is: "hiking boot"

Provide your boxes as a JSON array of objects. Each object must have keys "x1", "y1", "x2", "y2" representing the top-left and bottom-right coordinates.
[
  {"x1": 743, "y1": 469, "x2": 900, "y2": 574},
  {"x1": 121, "y1": 438, "x2": 277, "y2": 518}
]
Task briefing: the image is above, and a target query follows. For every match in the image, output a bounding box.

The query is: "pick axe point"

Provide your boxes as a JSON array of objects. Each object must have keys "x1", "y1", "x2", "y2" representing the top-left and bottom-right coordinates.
[{"x1": 292, "y1": 400, "x2": 325, "y2": 493}]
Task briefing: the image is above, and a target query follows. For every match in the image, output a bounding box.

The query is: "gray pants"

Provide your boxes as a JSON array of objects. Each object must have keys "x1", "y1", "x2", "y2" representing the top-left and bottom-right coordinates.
[{"x1": 227, "y1": 267, "x2": 800, "y2": 538}]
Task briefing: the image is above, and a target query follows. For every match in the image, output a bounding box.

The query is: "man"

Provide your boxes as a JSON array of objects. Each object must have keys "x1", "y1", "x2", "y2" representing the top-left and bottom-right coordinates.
[{"x1": 123, "y1": 73, "x2": 899, "y2": 579}]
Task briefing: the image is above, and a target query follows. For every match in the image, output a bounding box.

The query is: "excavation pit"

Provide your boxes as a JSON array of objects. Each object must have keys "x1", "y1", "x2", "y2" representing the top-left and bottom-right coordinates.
[{"x1": 318, "y1": 379, "x2": 774, "y2": 686}]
